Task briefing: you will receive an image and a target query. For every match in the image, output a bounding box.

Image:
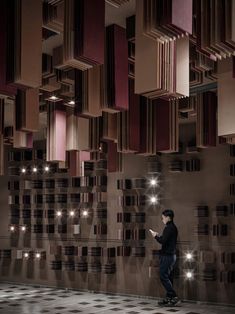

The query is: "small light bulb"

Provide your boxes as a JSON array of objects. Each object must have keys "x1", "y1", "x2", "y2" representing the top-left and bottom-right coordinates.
[
  {"x1": 150, "y1": 196, "x2": 157, "y2": 204},
  {"x1": 21, "y1": 168, "x2": 26, "y2": 173},
  {"x1": 49, "y1": 95, "x2": 58, "y2": 101},
  {"x1": 186, "y1": 271, "x2": 193, "y2": 279},
  {"x1": 150, "y1": 179, "x2": 157, "y2": 186},
  {"x1": 24, "y1": 252, "x2": 29, "y2": 258},
  {"x1": 10, "y1": 226, "x2": 15, "y2": 232},
  {"x1": 35, "y1": 253, "x2": 41, "y2": 259},
  {"x1": 32, "y1": 167, "x2": 37, "y2": 173},
  {"x1": 82, "y1": 210, "x2": 88, "y2": 217},
  {"x1": 69, "y1": 210, "x2": 75, "y2": 217},
  {"x1": 56, "y1": 211, "x2": 62, "y2": 217},
  {"x1": 44, "y1": 166, "x2": 49, "y2": 172},
  {"x1": 21, "y1": 226, "x2": 26, "y2": 232},
  {"x1": 186, "y1": 253, "x2": 193, "y2": 260},
  {"x1": 68, "y1": 100, "x2": 75, "y2": 105}
]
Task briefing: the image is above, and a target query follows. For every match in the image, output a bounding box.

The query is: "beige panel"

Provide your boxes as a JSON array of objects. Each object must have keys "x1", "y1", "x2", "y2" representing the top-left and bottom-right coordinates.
[
  {"x1": 218, "y1": 71, "x2": 235, "y2": 136},
  {"x1": 135, "y1": 0, "x2": 159, "y2": 94},
  {"x1": 176, "y1": 37, "x2": 189, "y2": 97}
]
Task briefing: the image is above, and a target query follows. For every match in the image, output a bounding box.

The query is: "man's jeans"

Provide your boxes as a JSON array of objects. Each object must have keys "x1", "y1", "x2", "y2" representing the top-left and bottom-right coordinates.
[{"x1": 159, "y1": 254, "x2": 177, "y2": 298}]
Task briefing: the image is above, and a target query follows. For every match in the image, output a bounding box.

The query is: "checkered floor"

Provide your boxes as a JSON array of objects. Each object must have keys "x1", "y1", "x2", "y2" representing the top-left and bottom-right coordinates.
[{"x1": 0, "y1": 283, "x2": 234, "y2": 314}]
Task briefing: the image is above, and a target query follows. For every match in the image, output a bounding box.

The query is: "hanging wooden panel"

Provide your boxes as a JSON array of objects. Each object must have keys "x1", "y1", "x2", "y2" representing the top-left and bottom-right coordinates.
[
  {"x1": 47, "y1": 105, "x2": 66, "y2": 162},
  {"x1": 13, "y1": 131, "x2": 33, "y2": 149},
  {"x1": 66, "y1": 113, "x2": 90, "y2": 151},
  {"x1": 104, "y1": 24, "x2": 129, "y2": 112},
  {"x1": 196, "y1": 92, "x2": 217, "y2": 148},
  {"x1": 89, "y1": 117, "x2": 102, "y2": 151},
  {"x1": 43, "y1": 1, "x2": 64, "y2": 33},
  {"x1": 117, "y1": 80, "x2": 141, "y2": 153},
  {"x1": 15, "y1": 88, "x2": 39, "y2": 132},
  {"x1": 0, "y1": 99, "x2": 4, "y2": 134},
  {"x1": 143, "y1": 0, "x2": 192, "y2": 41},
  {"x1": 196, "y1": 0, "x2": 235, "y2": 60},
  {"x1": 135, "y1": 0, "x2": 189, "y2": 98},
  {"x1": 107, "y1": 141, "x2": 122, "y2": 172},
  {"x1": 129, "y1": 79, "x2": 141, "y2": 152},
  {"x1": 102, "y1": 112, "x2": 117, "y2": 142},
  {"x1": 0, "y1": 99, "x2": 4, "y2": 175},
  {"x1": 75, "y1": 67, "x2": 103, "y2": 117},
  {"x1": 68, "y1": 150, "x2": 91, "y2": 176},
  {"x1": 63, "y1": 0, "x2": 105, "y2": 70},
  {"x1": 138, "y1": 97, "x2": 178, "y2": 155},
  {"x1": 7, "y1": 0, "x2": 42, "y2": 88},
  {"x1": 0, "y1": 1, "x2": 17, "y2": 96},
  {"x1": 139, "y1": 96, "x2": 148, "y2": 154},
  {"x1": 218, "y1": 58, "x2": 235, "y2": 137}
]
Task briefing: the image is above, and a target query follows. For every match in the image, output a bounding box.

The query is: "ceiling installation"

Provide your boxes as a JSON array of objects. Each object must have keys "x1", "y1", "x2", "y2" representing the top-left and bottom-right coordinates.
[{"x1": 0, "y1": 0, "x2": 234, "y2": 175}]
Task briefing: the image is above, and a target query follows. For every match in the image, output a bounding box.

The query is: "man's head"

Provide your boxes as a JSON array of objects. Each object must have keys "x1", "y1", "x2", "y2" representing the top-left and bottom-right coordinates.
[{"x1": 161, "y1": 209, "x2": 174, "y2": 225}]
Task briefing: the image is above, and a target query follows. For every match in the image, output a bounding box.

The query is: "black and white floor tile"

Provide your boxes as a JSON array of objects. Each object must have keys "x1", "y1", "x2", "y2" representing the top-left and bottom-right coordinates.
[{"x1": 0, "y1": 283, "x2": 233, "y2": 314}]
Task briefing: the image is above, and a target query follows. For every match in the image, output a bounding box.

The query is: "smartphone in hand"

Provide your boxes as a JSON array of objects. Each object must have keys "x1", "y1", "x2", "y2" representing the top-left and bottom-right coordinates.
[{"x1": 149, "y1": 229, "x2": 158, "y2": 237}]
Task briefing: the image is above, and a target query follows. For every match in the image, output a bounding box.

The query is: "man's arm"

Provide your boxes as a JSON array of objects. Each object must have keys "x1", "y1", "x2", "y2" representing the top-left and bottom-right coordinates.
[{"x1": 155, "y1": 226, "x2": 172, "y2": 244}]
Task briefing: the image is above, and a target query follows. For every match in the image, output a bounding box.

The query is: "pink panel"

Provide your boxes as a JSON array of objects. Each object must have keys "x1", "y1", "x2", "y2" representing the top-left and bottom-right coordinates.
[
  {"x1": 55, "y1": 110, "x2": 66, "y2": 161},
  {"x1": 80, "y1": 151, "x2": 91, "y2": 162},
  {"x1": 26, "y1": 133, "x2": 33, "y2": 148},
  {"x1": 172, "y1": 0, "x2": 192, "y2": 34},
  {"x1": 82, "y1": 0, "x2": 105, "y2": 64}
]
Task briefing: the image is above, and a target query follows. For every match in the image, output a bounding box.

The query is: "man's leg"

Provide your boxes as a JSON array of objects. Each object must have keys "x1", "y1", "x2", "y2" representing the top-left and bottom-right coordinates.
[
  {"x1": 169, "y1": 261, "x2": 175, "y2": 285},
  {"x1": 159, "y1": 255, "x2": 177, "y2": 298}
]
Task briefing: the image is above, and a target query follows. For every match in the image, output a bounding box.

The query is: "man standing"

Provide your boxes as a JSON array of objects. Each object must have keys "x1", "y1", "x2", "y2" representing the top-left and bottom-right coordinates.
[{"x1": 150, "y1": 209, "x2": 179, "y2": 306}]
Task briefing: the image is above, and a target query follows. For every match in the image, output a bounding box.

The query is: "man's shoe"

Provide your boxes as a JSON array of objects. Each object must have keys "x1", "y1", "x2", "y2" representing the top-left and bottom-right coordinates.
[
  {"x1": 158, "y1": 297, "x2": 171, "y2": 306},
  {"x1": 169, "y1": 296, "x2": 181, "y2": 306}
]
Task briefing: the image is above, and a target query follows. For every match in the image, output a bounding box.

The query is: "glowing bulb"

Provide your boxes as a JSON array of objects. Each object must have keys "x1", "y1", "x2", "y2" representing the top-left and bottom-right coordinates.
[
  {"x1": 69, "y1": 210, "x2": 75, "y2": 217},
  {"x1": 21, "y1": 226, "x2": 26, "y2": 232},
  {"x1": 185, "y1": 252, "x2": 193, "y2": 261},
  {"x1": 49, "y1": 95, "x2": 58, "y2": 101},
  {"x1": 35, "y1": 253, "x2": 41, "y2": 259},
  {"x1": 68, "y1": 100, "x2": 75, "y2": 105},
  {"x1": 10, "y1": 226, "x2": 15, "y2": 232},
  {"x1": 44, "y1": 166, "x2": 49, "y2": 172},
  {"x1": 150, "y1": 196, "x2": 157, "y2": 204},
  {"x1": 24, "y1": 252, "x2": 29, "y2": 258},
  {"x1": 32, "y1": 167, "x2": 37, "y2": 173},
  {"x1": 150, "y1": 179, "x2": 157, "y2": 186},
  {"x1": 56, "y1": 211, "x2": 62, "y2": 217},
  {"x1": 82, "y1": 210, "x2": 88, "y2": 217},
  {"x1": 21, "y1": 168, "x2": 26, "y2": 173},
  {"x1": 186, "y1": 271, "x2": 193, "y2": 279}
]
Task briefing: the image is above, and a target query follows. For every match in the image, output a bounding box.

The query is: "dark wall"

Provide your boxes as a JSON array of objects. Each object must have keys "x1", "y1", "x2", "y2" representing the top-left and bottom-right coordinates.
[{"x1": 0, "y1": 131, "x2": 234, "y2": 304}]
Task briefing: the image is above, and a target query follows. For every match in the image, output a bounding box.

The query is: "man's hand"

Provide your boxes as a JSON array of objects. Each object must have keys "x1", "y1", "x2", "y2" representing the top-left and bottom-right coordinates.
[{"x1": 149, "y1": 229, "x2": 159, "y2": 237}]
